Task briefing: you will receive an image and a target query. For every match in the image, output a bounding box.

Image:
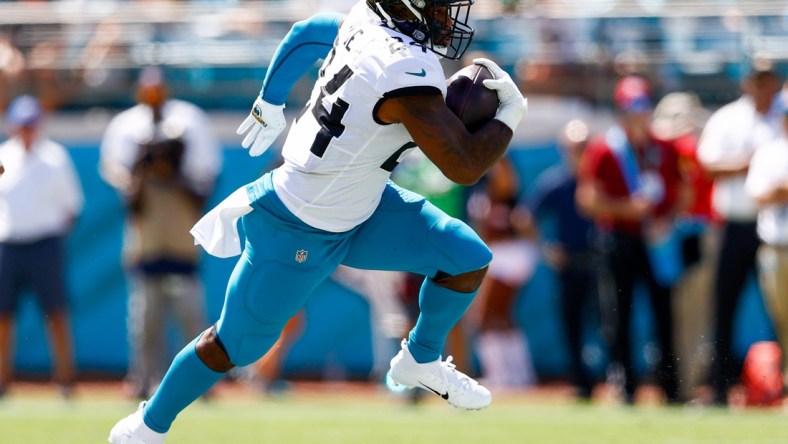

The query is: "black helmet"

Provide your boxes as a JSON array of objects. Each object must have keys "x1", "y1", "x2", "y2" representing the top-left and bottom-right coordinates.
[{"x1": 367, "y1": 0, "x2": 474, "y2": 60}]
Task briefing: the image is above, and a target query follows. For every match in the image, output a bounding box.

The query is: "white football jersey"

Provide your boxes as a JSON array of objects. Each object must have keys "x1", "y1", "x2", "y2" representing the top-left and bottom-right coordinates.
[{"x1": 273, "y1": 1, "x2": 447, "y2": 233}]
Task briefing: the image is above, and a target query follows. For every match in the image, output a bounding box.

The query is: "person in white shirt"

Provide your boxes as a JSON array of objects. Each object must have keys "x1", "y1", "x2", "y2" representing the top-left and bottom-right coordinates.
[
  {"x1": 0, "y1": 95, "x2": 84, "y2": 398},
  {"x1": 745, "y1": 89, "x2": 788, "y2": 389},
  {"x1": 99, "y1": 66, "x2": 222, "y2": 400},
  {"x1": 697, "y1": 62, "x2": 783, "y2": 405}
]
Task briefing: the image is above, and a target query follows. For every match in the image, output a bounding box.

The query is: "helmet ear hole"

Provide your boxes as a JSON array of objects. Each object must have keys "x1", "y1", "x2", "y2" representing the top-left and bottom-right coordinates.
[{"x1": 411, "y1": 29, "x2": 428, "y2": 43}]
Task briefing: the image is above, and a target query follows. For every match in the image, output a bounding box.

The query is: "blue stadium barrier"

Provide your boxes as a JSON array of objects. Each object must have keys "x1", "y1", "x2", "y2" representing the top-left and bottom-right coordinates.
[{"x1": 11, "y1": 144, "x2": 775, "y2": 382}]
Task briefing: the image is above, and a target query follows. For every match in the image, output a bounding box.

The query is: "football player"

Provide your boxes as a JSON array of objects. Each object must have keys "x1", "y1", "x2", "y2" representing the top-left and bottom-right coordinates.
[{"x1": 110, "y1": 0, "x2": 526, "y2": 441}]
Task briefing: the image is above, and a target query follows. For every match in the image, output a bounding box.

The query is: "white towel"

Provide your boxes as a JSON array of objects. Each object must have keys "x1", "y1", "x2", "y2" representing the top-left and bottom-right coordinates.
[{"x1": 190, "y1": 186, "x2": 253, "y2": 258}]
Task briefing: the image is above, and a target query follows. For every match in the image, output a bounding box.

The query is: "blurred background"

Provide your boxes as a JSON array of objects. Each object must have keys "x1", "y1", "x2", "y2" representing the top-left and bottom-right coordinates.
[{"x1": 1, "y1": 0, "x2": 786, "y2": 404}]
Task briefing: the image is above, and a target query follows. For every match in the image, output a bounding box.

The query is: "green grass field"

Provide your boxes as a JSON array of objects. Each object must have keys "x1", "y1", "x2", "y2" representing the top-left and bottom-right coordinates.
[{"x1": 2, "y1": 384, "x2": 788, "y2": 444}]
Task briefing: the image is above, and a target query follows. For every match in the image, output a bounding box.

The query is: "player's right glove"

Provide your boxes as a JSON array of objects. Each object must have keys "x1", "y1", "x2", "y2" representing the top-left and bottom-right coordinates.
[
  {"x1": 236, "y1": 96, "x2": 287, "y2": 157},
  {"x1": 472, "y1": 58, "x2": 528, "y2": 133}
]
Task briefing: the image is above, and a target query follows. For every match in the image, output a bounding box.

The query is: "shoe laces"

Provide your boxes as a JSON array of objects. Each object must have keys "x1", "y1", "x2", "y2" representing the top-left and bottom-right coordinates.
[{"x1": 438, "y1": 356, "x2": 473, "y2": 392}]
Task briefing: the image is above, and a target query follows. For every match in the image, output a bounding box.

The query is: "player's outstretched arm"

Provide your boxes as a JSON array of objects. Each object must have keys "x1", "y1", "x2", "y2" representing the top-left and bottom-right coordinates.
[
  {"x1": 377, "y1": 61, "x2": 527, "y2": 185},
  {"x1": 237, "y1": 12, "x2": 344, "y2": 156},
  {"x1": 260, "y1": 13, "x2": 344, "y2": 106}
]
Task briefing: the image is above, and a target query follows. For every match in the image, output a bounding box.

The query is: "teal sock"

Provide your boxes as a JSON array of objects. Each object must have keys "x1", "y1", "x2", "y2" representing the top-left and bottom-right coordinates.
[
  {"x1": 408, "y1": 279, "x2": 477, "y2": 363},
  {"x1": 143, "y1": 336, "x2": 225, "y2": 433}
]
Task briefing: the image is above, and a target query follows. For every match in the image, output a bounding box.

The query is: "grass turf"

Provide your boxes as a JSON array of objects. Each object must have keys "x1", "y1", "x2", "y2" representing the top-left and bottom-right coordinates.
[{"x1": 1, "y1": 389, "x2": 788, "y2": 444}]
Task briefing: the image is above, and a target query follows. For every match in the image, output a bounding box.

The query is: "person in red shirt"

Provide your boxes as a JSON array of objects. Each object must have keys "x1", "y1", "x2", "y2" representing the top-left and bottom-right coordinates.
[
  {"x1": 576, "y1": 75, "x2": 690, "y2": 404},
  {"x1": 652, "y1": 92, "x2": 715, "y2": 401}
]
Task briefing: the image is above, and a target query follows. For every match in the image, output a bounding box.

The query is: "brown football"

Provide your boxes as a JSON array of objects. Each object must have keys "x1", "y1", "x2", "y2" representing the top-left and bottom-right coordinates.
[{"x1": 445, "y1": 63, "x2": 500, "y2": 133}]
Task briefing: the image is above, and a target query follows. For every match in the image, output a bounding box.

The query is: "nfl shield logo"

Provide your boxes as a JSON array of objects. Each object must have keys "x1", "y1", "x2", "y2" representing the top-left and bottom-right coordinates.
[{"x1": 295, "y1": 249, "x2": 308, "y2": 263}]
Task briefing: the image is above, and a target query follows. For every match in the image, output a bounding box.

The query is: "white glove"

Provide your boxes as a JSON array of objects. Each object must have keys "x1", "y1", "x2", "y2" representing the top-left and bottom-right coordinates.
[
  {"x1": 473, "y1": 58, "x2": 528, "y2": 133},
  {"x1": 236, "y1": 96, "x2": 287, "y2": 157}
]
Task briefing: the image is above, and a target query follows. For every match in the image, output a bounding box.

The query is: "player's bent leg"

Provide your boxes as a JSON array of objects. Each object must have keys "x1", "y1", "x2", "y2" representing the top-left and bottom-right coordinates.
[
  {"x1": 345, "y1": 186, "x2": 492, "y2": 359},
  {"x1": 342, "y1": 184, "x2": 492, "y2": 409},
  {"x1": 139, "y1": 254, "x2": 315, "y2": 435},
  {"x1": 392, "y1": 264, "x2": 492, "y2": 411},
  {"x1": 388, "y1": 268, "x2": 492, "y2": 410},
  {"x1": 110, "y1": 247, "x2": 301, "y2": 443},
  {"x1": 111, "y1": 315, "x2": 291, "y2": 444}
]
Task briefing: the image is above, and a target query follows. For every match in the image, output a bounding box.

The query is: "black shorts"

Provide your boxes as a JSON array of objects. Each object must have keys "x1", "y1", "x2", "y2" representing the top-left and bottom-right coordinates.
[{"x1": 0, "y1": 236, "x2": 68, "y2": 315}]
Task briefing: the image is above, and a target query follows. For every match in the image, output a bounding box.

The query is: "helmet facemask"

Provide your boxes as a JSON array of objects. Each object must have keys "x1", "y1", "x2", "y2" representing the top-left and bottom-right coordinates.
[{"x1": 369, "y1": 0, "x2": 474, "y2": 60}]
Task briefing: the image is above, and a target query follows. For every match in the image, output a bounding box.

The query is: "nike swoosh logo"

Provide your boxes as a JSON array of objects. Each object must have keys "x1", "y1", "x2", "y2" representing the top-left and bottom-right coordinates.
[
  {"x1": 419, "y1": 381, "x2": 449, "y2": 400},
  {"x1": 405, "y1": 69, "x2": 427, "y2": 77}
]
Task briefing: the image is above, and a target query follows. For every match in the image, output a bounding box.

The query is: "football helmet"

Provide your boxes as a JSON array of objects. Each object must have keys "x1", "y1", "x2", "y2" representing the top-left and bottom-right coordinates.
[{"x1": 367, "y1": 0, "x2": 474, "y2": 60}]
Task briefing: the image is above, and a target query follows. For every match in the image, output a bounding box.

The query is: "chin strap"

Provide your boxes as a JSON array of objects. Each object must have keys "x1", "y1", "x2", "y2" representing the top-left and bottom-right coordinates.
[{"x1": 374, "y1": 3, "x2": 396, "y2": 29}]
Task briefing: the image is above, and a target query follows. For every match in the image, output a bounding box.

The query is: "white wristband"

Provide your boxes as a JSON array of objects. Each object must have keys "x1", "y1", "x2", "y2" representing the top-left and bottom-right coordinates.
[{"x1": 494, "y1": 97, "x2": 528, "y2": 132}]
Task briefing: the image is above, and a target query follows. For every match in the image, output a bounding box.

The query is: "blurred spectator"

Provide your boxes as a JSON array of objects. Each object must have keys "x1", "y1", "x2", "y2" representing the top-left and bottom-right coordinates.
[
  {"x1": 576, "y1": 75, "x2": 689, "y2": 404},
  {"x1": 651, "y1": 92, "x2": 715, "y2": 401},
  {"x1": 745, "y1": 89, "x2": 788, "y2": 393},
  {"x1": 0, "y1": 95, "x2": 83, "y2": 398},
  {"x1": 697, "y1": 62, "x2": 783, "y2": 405},
  {"x1": 467, "y1": 156, "x2": 538, "y2": 391},
  {"x1": 99, "y1": 66, "x2": 222, "y2": 399},
  {"x1": 528, "y1": 119, "x2": 598, "y2": 400}
]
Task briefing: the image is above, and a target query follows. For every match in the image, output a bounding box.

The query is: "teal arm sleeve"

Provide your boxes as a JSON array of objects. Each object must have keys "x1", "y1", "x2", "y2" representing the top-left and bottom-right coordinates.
[{"x1": 260, "y1": 12, "x2": 344, "y2": 106}]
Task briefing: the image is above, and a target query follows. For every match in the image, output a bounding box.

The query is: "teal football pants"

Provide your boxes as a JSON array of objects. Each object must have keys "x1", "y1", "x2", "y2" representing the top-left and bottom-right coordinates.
[{"x1": 215, "y1": 171, "x2": 492, "y2": 367}]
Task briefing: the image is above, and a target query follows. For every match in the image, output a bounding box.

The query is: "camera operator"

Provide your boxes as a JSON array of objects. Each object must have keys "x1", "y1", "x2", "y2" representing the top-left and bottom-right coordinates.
[{"x1": 99, "y1": 66, "x2": 222, "y2": 399}]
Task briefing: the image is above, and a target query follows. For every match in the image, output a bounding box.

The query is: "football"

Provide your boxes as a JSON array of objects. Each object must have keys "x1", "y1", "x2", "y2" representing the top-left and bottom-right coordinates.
[{"x1": 445, "y1": 63, "x2": 500, "y2": 132}]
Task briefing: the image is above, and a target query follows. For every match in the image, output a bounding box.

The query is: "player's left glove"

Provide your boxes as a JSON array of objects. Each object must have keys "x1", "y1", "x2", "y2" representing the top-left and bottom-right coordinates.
[
  {"x1": 236, "y1": 96, "x2": 287, "y2": 157},
  {"x1": 472, "y1": 58, "x2": 528, "y2": 133}
]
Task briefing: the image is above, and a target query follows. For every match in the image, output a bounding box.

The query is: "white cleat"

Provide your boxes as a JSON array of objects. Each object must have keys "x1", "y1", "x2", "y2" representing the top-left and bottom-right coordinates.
[
  {"x1": 388, "y1": 339, "x2": 492, "y2": 410},
  {"x1": 108, "y1": 402, "x2": 167, "y2": 444}
]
